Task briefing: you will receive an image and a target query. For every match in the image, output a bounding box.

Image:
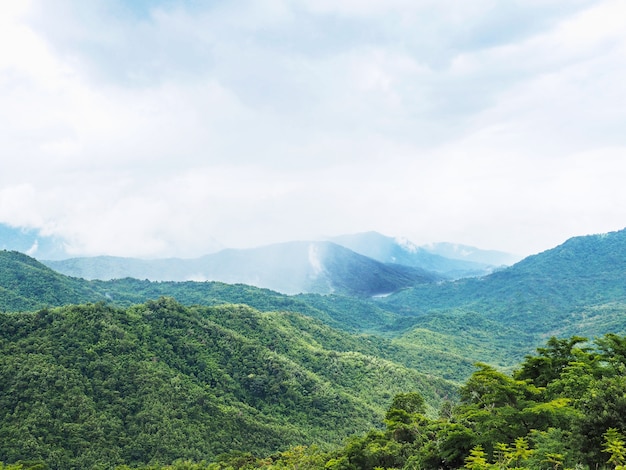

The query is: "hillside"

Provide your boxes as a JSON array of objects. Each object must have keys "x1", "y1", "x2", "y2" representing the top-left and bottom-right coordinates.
[
  {"x1": 0, "y1": 250, "x2": 483, "y2": 382},
  {"x1": 381, "y1": 231, "x2": 626, "y2": 326},
  {"x1": 5, "y1": 224, "x2": 626, "y2": 379},
  {"x1": 381, "y1": 228, "x2": 626, "y2": 346},
  {"x1": 43, "y1": 241, "x2": 439, "y2": 296},
  {"x1": 3, "y1": 230, "x2": 626, "y2": 468},
  {"x1": 0, "y1": 250, "x2": 104, "y2": 312},
  {"x1": 0, "y1": 299, "x2": 455, "y2": 469}
]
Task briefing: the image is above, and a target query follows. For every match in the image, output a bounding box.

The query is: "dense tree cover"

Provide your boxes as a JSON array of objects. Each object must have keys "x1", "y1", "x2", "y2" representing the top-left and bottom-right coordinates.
[
  {"x1": 0, "y1": 251, "x2": 518, "y2": 385},
  {"x1": 0, "y1": 299, "x2": 454, "y2": 469},
  {"x1": 0, "y1": 251, "x2": 101, "y2": 312},
  {"x1": 114, "y1": 334, "x2": 626, "y2": 470},
  {"x1": 4, "y1": 245, "x2": 626, "y2": 389},
  {"x1": 3, "y1": 246, "x2": 626, "y2": 468}
]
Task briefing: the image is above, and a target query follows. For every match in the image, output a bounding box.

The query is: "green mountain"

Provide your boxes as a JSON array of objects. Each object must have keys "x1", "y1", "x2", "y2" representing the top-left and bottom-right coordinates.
[
  {"x1": 0, "y1": 250, "x2": 104, "y2": 312},
  {"x1": 381, "y1": 229, "x2": 626, "y2": 329},
  {"x1": 3, "y1": 227, "x2": 626, "y2": 468},
  {"x1": 378, "y1": 229, "x2": 626, "y2": 369},
  {"x1": 4, "y1": 226, "x2": 626, "y2": 380},
  {"x1": 0, "y1": 299, "x2": 455, "y2": 469},
  {"x1": 0, "y1": 249, "x2": 479, "y2": 383}
]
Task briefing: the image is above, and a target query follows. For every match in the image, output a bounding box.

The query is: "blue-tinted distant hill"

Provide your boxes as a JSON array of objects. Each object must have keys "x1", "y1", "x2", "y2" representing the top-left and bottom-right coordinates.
[
  {"x1": 44, "y1": 241, "x2": 441, "y2": 297},
  {"x1": 420, "y1": 241, "x2": 522, "y2": 266},
  {"x1": 329, "y1": 231, "x2": 511, "y2": 279}
]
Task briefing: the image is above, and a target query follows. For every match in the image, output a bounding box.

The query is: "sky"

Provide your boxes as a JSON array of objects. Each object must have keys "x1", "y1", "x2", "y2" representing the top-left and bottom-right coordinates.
[{"x1": 1, "y1": 0, "x2": 626, "y2": 259}]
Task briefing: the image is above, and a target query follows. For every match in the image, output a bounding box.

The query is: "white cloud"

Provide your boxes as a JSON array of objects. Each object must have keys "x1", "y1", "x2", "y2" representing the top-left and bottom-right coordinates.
[{"x1": 1, "y1": 0, "x2": 625, "y2": 258}]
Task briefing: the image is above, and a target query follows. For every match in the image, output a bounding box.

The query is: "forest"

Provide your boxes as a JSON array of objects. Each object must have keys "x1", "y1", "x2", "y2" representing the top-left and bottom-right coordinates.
[{"x1": 2, "y1": 306, "x2": 626, "y2": 469}]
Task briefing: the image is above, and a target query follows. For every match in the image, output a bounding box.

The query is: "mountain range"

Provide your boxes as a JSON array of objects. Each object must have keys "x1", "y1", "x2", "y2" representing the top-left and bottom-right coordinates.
[
  {"x1": 0, "y1": 224, "x2": 517, "y2": 296},
  {"x1": 42, "y1": 241, "x2": 440, "y2": 297},
  {"x1": 2, "y1": 227, "x2": 626, "y2": 374},
  {"x1": 1, "y1": 226, "x2": 626, "y2": 467},
  {"x1": 328, "y1": 231, "x2": 519, "y2": 276},
  {"x1": 38, "y1": 232, "x2": 515, "y2": 296}
]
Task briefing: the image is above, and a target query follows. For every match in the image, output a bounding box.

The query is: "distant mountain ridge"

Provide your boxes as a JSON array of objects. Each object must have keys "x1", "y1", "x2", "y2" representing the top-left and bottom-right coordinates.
[
  {"x1": 43, "y1": 241, "x2": 440, "y2": 297},
  {"x1": 420, "y1": 241, "x2": 522, "y2": 266},
  {"x1": 1, "y1": 223, "x2": 520, "y2": 294},
  {"x1": 329, "y1": 231, "x2": 508, "y2": 278},
  {"x1": 39, "y1": 232, "x2": 520, "y2": 296},
  {"x1": 3, "y1": 226, "x2": 626, "y2": 381}
]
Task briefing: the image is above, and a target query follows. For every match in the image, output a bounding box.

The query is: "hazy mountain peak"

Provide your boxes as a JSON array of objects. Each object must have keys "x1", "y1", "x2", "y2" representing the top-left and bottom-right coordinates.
[{"x1": 329, "y1": 232, "x2": 499, "y2": 279}]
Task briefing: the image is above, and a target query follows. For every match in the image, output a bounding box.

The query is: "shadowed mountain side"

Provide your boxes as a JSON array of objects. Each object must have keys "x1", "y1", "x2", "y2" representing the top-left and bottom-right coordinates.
[
  {"x1": 44, "y1": 241, "x2": 441, "y2": 296},
  {"x1": 329, "y1": 231, "x2": 500, "y2": 279}
]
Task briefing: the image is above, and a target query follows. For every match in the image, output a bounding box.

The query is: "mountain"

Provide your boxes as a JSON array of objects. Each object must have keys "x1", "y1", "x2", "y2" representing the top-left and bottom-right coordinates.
[
  {"x1": 3, "y1": 229, "x2": 626, "y2": 468},
  {"x1": 0, "y1": 299, "x2": 455, "y2": 469},
  {"x1": 381, "y1": 228, "x2": 626, "y2": 343},
  {"x1": 5, "y1": 226, "x2": 626, "y2": 381},
  {"x1": 329, "y1": 231, "x2": 499, "y2": 279},
  {"x1": 0, "y1": 250, "x2": 105, "y2": 312},
  {"x1": 0, "y1": 250, "x2": 488, "y2": 382},
  {"x1": 43, "y1": 241, "x2": 440, "y2": 296}
]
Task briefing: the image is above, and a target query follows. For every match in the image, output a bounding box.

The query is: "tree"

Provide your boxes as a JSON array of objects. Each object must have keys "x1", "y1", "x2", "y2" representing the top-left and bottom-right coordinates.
[
  {"x1": 603, "y1": 428, "x2": 626, "y2": 470},
  {"x1": 464, "y1": 446, "x2": 489, "y2": 470},
  {"x1": 515, "y1": 336, "x2": 590, "y2": 388}
]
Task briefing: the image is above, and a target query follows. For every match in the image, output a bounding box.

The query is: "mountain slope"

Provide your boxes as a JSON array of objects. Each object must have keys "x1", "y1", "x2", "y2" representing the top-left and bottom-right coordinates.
[
  {"x1": 44, "y1": 241, "x2": 439, "y2": 296},
  {"x1": 381, "y1": 228, "x2": 626, "y2": 338},
  {"x1": 330, "y1": 231, "x2": 497, "y2": 279},
  {"x1": 0, "y1": 250, "x2": 488, "y2": 383},
  {"x1": 0, "y1": 250, "x2": 104, "y2": 312},
  {"x1": 0, "y1": 299, "x2": 455, "y2": 468}
]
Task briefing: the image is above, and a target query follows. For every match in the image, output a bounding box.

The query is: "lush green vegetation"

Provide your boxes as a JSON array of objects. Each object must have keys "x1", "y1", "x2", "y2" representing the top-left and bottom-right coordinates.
[
  {"x1": 0, "y1": 251, "x2": 101, "y2": 312},
  {"x1": 5, "y1": 229, "x2": 626, "y2": 388},
  {"x1": 0, "y1": 299, "x2": 454, "y2": 469},
  {"x1": 4, "y1": 333, "x2": 623, "y2": 469},
  {"x1": 110, "y1": 334, "x2": 626, "y2": 470},
  {"x1": 379, "y1": 230, "x2": 626, "y2": 334},
  {"x1": 3, "y1": 227, "x2": 626, "y2": 469}
]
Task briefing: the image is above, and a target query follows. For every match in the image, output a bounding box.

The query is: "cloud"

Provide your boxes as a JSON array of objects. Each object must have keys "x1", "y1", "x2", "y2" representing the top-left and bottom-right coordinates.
[{"x1": 1, "y1": 0, "x2": 625, "y2": 258}]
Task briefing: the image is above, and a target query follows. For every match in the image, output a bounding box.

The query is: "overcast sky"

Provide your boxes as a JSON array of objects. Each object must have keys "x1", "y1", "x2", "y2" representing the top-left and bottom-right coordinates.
[{"x1": 1, "y1": 0, "x2": 626, "y2": 258}]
